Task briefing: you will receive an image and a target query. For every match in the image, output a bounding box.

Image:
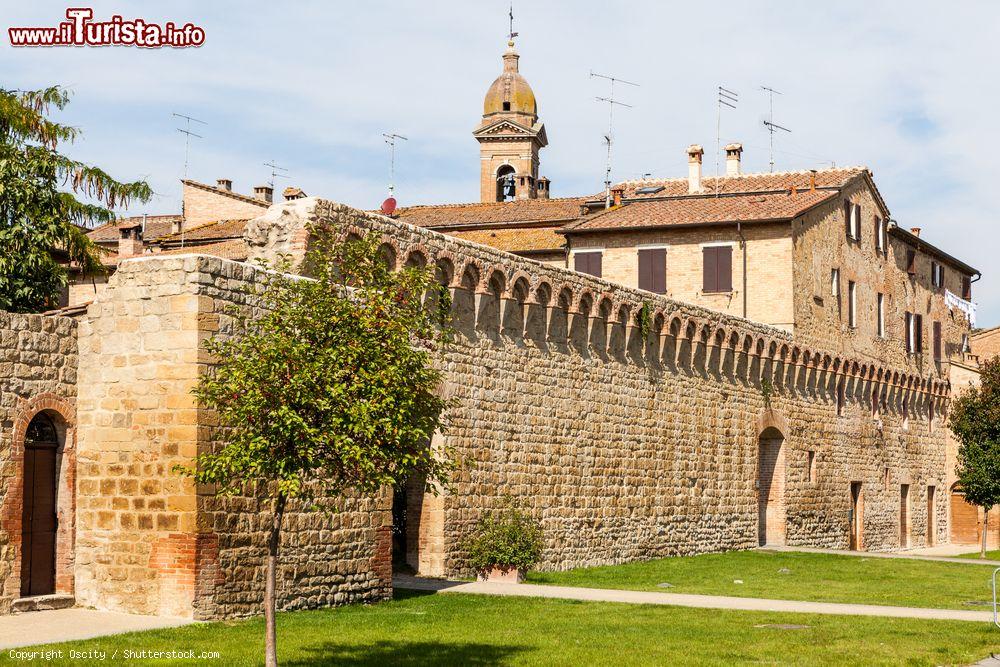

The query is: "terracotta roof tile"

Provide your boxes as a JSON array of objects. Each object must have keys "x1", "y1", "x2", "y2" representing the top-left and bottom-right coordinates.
[
  {"x1": 392, "y1": 197, "x2": 588, "y2": 229},
  {"x1": 613, "y1": 167, "x2": 867, "y2": 200},
  {"x1": 152, "y1": 218, "x2": 250, "y2": 243},
  {"x1": 446, "y1": 226, "x2": 565, "y2": 253},
  {"x1": 564, "y1": 189, "x2": 838, "y2": 233},
  {"x1": 87, "y1": 214, "x2": 182, "y2": 242},
  {"x1": 154, "y1": 238, "x2": 250, "y2": 261}
]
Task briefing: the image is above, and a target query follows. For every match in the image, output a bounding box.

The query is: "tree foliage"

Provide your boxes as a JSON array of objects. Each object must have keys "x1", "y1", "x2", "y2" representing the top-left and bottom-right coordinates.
[
  {"x1": 949, "y1": 357, "x2": 1000, "y2": 555},
  {"x1": 0, "y1": 86, "x2": 151, "y2": 312}
]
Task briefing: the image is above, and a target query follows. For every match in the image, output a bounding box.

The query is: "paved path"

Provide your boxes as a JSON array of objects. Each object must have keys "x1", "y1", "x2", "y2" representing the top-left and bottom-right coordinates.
[
  {"x1": 0, "y1": 608, "x2": 193, "y2": 651},
  {"x1": 760, "y1": 545, "x2": 1000, "y2": 567},
  {"x1": 395, "y1": 576, "x2": 995, "y2": 623}
]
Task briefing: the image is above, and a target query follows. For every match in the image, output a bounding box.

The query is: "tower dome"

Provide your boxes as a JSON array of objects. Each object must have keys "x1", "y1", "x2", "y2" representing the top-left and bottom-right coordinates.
[{"x1": 483, "y1": 41, "x2": 537, "y2": 118}]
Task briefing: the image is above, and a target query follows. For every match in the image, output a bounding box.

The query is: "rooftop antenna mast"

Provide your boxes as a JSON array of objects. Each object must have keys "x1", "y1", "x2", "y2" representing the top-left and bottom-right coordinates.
[
  {"x1": 761, "y1": 86, "x2": 790, "y2": 172},
  {"x1": 382, "y1": 133, "x2": 408, "y2": 197},
  {"x1": 716, "y1": 86, "x2": 738, "y2": 197},
  {"x1": 591, "y1": 70, "x2": 639, "y2": 208},
  {"x1": 172, "y1": 112, "x2": 206, "y2": 179},
  {"x1": 263, "y1": 160, "x2": 289, "y2": 189}
]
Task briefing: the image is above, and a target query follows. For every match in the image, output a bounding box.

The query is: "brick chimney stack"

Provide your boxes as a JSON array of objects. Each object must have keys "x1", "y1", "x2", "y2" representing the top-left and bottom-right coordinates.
[
  {"x1": 687, "y1": 144, "x2": 704, "y2": 193},
  {"x1": 910, "y1": 227, "x2": 921, "y2": 237},
  {"x1": 725, "y1": 143, "x2": 743, "y2": 176},
  {"x1": 253, "y1": 185, "x2": 274, "y2": 203},
  {"x1": 537, "y1": 177, "x2": 551, "y2": 200},
  {"x1": 216, "y1": 178, "x2": 232, "y2": 192},
  {"x1": 611, "y1": 186, "x2": 625, "y2": 207},
  {"x1": 118, "y1": 223, "x2": 143, "y2": 257}
]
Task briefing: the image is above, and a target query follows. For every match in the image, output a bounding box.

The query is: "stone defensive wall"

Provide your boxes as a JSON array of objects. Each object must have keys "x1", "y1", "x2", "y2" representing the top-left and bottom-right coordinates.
[
  {"x1": 74, "y1": 256, "x2": 391, "y2": 620},
  {"x1": 0, "y1": 313, "x2": 78, "y2": 614},
  {"x1": 244, "y1": 199, "x2": 952, "y2": 576}
]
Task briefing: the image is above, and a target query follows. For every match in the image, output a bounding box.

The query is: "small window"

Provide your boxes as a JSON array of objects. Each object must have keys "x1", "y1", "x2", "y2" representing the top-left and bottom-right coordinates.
[
  {"x1": 905, "y1": 311, "x2": 913, "y2": 353},
  {"x1": 808, "y1": 451, "x2": 816, "y2": 483},
  {"x1": 930, "y1": 262, "x2": 945, "y2": 288},
  {"x1": 906, "y1": 249, "x2": 917, "y2": 275},
  {"x1": 573, "y1": 251, "x2": 603, "y2": 278},
  {"x1": 845, "y1": 201, "x2": 861, "y2": 241},
  {"x1": 831, "y1": 268, "x2": 840, "y2": 297},
  {"x1": 877, "y1": 292, "x2": 885, "y2": 338},
  {"x1": 883, "y1": 467, "x2": 890, "y2": 490},
  {"x1": 702, "y1": 246, "x2": 733, "y2": 293},
  {"x1": 962, "y1": 276, "x2": 972, "y2": 300},
  {"x1": 637, "y1": 248, "x2": 667, "y2": 294},
  {"x1": 502, "y1": 101, "x2": 511, "y2": 111},
  {"x1": 933, "y1": 321, "x2": 942, "y2": 362},
  {"x1": 848, "y1": 281, "x2": 857, "y2": 328},
  {"x1": 914, "y1": 314, "x2": 923, "y2": 352},
  {"x1": 875, "y1": 217, "x2": 884, "y2": 253}
]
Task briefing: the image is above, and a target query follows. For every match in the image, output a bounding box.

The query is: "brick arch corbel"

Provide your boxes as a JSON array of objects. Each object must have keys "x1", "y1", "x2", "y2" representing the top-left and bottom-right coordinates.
[{"x1": 3, "y1": 393, "x2": 77, "y2": 599}]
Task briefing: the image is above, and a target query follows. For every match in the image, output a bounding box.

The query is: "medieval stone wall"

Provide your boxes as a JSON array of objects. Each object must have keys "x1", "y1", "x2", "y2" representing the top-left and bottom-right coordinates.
[
  {"x1": 0, "y1": 313, "x2": 77, "y2": 614},
  {"x1": 245, "y1": 199, "x2": 953, "y2": 576},
  {"x1": 75, "y1": 256, "x2": 389, "y2": 619}
]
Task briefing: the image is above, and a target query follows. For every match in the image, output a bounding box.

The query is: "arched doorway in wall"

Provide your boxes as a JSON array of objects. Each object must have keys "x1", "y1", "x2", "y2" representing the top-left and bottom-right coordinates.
[
  {"x1": 20, "y1": 412, "x2": 61, "y2": 597},
  {"x1": 757, "y1": 426, "x2": 786, "y2": 547}
]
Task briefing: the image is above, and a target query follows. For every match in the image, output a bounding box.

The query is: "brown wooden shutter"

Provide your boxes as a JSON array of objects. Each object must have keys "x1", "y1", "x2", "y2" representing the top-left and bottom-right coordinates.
[
  {"x1": 718, "y1": 246, "x2": 732, "y2": 292},
  {"x1": 845, "y1": 201, "x2": 852, "y2": 239},
  {"x1": 915, "y1": 314, "x2": 923, "y2": 352},
  {"x1": 905, "y1": 312, "x2": 912, "y2": 352},
  {"x1": 906, "y1": 249, "x2": 916, "y2": 275},
  {"x1": 574, "y1": 252, "x2": 602, "y2": 278},
  {"x1": 854, "y1": 204, "x2": 862, "y2": 240},
  {"x1": 933, "y1": 321, "x2": 942, "y2": 361},
  {"x1": 703, "y1": 247, "x2": 717, "y2": 292},
  {"x1": 638, "y1": 248, "x2": 666, "y2": 294},
  {"x1": 963, "y1": 276, "x2": 972, "y2": 300}
]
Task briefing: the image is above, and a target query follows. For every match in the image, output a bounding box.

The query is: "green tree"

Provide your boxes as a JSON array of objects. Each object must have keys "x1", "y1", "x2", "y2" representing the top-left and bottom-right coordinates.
[
  {"x1": 0, "y1": 86, "x2": 151, "y2": 312},
  {"x1": 177, "y1": 229, "x2": 453, "y2": 666},
  {"x1": 949, "y1": 357, "x2": 1000, "y2": 558}
]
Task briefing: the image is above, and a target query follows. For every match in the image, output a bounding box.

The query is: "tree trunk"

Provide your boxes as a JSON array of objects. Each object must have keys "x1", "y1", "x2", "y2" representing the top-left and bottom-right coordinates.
[
  {"x1": 982, "y1": 506, "x2": 991, "y2": 559},
  {"x1": 265, "y1": 492, "x2": 287, "y2": 667}
]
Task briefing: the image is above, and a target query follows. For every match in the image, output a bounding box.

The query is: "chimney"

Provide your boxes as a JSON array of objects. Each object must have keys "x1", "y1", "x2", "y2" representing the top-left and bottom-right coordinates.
[
  {"x1": 725, "y1": 142, "x2": 743, "y2": 176},
  {"x1": 809, "y1": 169, "x2": 817, "y2": 191},
  {"x1": 118, "y1": 223, "x2": 143, "y2": 258},
  {"x1": 687, "y1": 144, "x2": 704, "y2": 193},
  {"x1": 537, "y1": 176, "x2": 551, "y2": 200},
  {"x1": 611, "y1": 186, "x2": 625, "y2": 207},
  {"x1": 171, "y1": 217, "x2": 182, "y2": 235},
  {"x1": 253, "y1": 185, "x2": 274, "y2": 203},
  {"x1": 216, "y1": 178, "x2": 232, "y2": 192},
  {"x1": 910, "y1": 227, "x2": 921, "y2": 237}
]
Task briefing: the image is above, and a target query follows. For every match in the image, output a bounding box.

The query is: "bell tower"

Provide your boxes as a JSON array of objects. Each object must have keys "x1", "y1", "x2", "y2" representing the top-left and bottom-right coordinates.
[{"x1": 473, "y1": 39, "x2": 548, "y2": 202}]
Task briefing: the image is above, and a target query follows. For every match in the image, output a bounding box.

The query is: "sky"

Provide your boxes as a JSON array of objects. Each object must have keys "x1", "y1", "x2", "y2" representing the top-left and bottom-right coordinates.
[{"x1": 2, "y1": 1, "x2": 999, "y2": 325}]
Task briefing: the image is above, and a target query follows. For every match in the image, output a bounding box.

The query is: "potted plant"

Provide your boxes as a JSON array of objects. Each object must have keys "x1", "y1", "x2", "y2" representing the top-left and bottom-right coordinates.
[{"x1": 463, "y1": 497, "x2": 543, "y2": 583}]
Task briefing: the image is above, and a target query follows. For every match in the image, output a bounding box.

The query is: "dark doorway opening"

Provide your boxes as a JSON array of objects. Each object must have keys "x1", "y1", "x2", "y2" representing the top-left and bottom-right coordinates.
[{"x1": 20, "y1": 412, "x2": 60, "y2": 597}]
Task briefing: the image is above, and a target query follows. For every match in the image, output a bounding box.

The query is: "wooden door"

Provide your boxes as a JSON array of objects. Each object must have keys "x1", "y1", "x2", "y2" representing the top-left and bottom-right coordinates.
[
  {"x1": 900, "y1": 485, "x2": 910, "y2": 548},
  {"x1": 20, "y1": 415, "x2": 59, "y2": 597},
  {"x1": 951, "y1": 489, "x2": 979, "y2": 545},
  {"x1": 850, "y1": 482, "x2": 863, "y2": 550},
  {"x1": 927, "y1": 486, "x2": 936, "y2": 546}
]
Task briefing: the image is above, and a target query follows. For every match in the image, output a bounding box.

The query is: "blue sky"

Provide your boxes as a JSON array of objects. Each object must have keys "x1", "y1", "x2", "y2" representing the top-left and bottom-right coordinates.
[{"x1": 3, "y1": 1, "x2": 999, "y2": 325}]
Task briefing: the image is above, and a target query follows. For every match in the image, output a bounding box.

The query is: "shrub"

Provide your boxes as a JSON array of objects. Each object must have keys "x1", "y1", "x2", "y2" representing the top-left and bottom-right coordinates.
[{"x1": 463, "y1": 498, "x2": 543, "y2": 573}]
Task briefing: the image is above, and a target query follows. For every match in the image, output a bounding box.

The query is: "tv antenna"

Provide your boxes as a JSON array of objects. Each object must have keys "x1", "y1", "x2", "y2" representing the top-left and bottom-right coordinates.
[
  {"x1": 591, "y1": 70, "x2": 639, "y2": 208},
  {"x1": 382, "y1": 133, "x2": 408, "y2": 197},
  {"x1": 263, "y1": 160, "x2": 289, "y2": 189},
  {"x1": 172, "y1": 112, "x2": 206, "y2": 179},
  {"x1": 716, "y1": 86, "x2": 738, "y2": 196},
  {"x1": 761, "y1": 86, "x2": 790, "y2": 172}
]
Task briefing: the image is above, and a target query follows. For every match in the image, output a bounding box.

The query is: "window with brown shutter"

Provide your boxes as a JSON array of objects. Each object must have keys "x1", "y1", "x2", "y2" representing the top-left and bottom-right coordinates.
[
  {"x1": 933, "y1": 321, "x2": 942, "y2": 361},
  {"x1": 703, "y1": 246, "x2": 732, "y2": 293},
  {"x1": 962, "y1": 276, "x2": 972, "y2": 300},
  {"x1": 906, "y1": 249, "x2": 916, "y2": 275},
  {"x1": 638, "y1": 248, "x2": 666, "y2": 294},
  {"x1": 914, "y1": 314, "x2": 923, "y2": 352},
  {"x1": 844, "y1": 200, "x2": 853, "y2": 240},
  {"x1": 848, "y1": 281, "x2": 857, "y2": 328},
  {"x1": 574, "y1": 251, "x2": 602, "y2": 279},
  {"x1": 854, "y1": 204, "x2": 862, "y2": 240},
  {"x1": 905, "y1": 312, "x2": 912, "y2": 353}
]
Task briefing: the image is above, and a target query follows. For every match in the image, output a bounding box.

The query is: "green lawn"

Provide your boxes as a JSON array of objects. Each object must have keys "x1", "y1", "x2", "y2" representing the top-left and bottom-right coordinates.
[
  {"x1": 7, "y1": 590, "x2": 999, "y2": 666},
  {"x1": 526, "y1": 549, "x2": 1000, "y2": 610},
  {"x1": 959, "y1": 549, "x2": 1000, "y2": 561}
]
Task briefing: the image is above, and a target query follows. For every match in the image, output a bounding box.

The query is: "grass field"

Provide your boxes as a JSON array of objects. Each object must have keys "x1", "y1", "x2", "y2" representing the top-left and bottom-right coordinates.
[
  {"x1": 959, "y1": 548, "x2": 1000, "y2": 561},
  {"x1": 526, "y1": 549, "x2": 999, "y2": 610},
  {"x1": 10, "y1": 590, "x2": 1000, "y2": 666}
]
